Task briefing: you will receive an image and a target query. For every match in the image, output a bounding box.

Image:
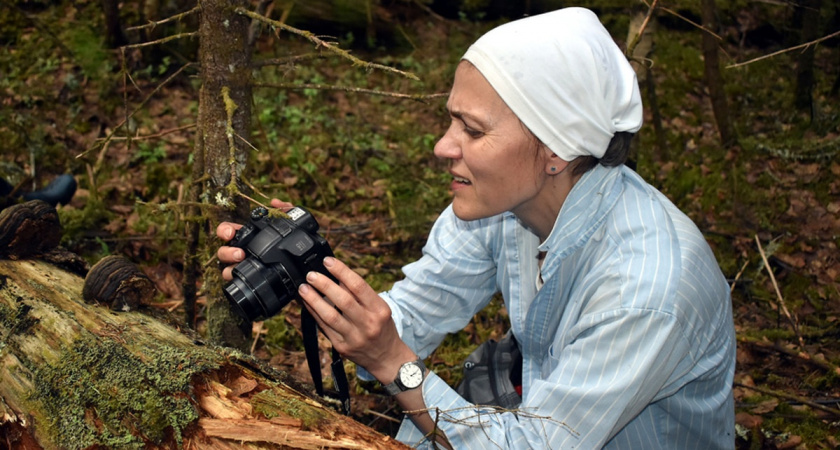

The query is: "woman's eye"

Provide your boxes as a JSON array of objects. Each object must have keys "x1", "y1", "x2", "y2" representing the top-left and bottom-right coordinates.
[{"x1": 464, "y1": 126, "x2": 484, "y2": 138}]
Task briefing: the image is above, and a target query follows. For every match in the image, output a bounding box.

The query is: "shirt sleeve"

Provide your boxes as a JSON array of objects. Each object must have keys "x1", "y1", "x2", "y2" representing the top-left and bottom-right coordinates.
[
  {"x1": 380, "y1": 205, "x2": 501, "y2": 358},
  {"x1": 411, "y1": 308, "x2": 691, "y2": 449}
]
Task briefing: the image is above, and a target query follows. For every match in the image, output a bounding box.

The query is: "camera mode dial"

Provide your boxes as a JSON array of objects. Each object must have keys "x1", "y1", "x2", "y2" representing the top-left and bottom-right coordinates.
[{"x1": 251, "y1": 207, "x2": 268, "y2": 221}]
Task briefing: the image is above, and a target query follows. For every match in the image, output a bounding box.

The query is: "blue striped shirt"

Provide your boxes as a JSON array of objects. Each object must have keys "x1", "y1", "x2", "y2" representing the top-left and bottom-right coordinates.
[{"x1": 381, "y1": 164, "x2": 735, "y2": 449}]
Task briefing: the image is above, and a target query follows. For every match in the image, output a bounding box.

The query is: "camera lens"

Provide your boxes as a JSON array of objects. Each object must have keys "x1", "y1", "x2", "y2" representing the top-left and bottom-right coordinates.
[
  {"x1": 224, "y1": 277, "x2": 263, "y2": 320},
  {"x1": 223, "y1": 258, "x2": 293, "y2": 321}
]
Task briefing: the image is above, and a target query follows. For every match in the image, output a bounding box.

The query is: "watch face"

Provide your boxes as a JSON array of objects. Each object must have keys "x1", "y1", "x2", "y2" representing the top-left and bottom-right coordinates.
[{"x1": 399, "y1": 362, "x2": 424, "y2": 389}]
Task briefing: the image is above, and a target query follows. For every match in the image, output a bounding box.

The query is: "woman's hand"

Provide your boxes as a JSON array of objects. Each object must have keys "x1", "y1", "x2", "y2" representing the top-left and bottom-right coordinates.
[
  {"x1": 297, "y1": 257, "x2": 416, "y2": 383},
  {"x1": 215, "y1": 199, "x2": 294, "y2": 281}
]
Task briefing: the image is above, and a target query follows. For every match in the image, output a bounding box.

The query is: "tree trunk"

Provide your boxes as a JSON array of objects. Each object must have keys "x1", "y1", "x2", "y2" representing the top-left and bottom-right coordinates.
[
  {"x1": 793, "y1": 0, "x2": 823, "y2": 115},
  {"x1": 701, "y1": 0, "x2": 737, "y2": 148},
  {"x1": 627, "y1": 11, "x2": 665, "y2": 163},
  {"x1": 191, "y1": 0, "x2": 254, "y2": 350},
  {"x1": 0, "y1": 258, "x2": 408, "y2": 450},
  {"x1": 100, "y1": 0, "x2": 127, "y2": 48}
]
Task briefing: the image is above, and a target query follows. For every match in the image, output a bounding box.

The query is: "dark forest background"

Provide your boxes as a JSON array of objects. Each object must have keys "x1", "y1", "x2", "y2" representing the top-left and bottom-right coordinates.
[{"x1": 1, "y1": 0, "x2": 839, "y2": 447}]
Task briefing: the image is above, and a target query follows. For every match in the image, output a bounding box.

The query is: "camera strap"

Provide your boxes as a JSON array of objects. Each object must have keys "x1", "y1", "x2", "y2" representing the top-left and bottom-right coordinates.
[{"x1": 301, "y1": 307, "x2": 352, "y2": 415}]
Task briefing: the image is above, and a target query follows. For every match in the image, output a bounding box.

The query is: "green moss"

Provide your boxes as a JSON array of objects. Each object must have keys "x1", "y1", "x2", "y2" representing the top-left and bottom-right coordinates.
[
  {"x1": 0, "y1": 301, "x2": 37, "y2": 335},
  {"x1": 764, "y1": 402, "x2": 833, "y2": 445},
  {"x1": 27, "y1": 334, "x2": 219, "y2": 449},
  {"x1": 251, "y1": 388, "x2": 328, "y2": 429}
]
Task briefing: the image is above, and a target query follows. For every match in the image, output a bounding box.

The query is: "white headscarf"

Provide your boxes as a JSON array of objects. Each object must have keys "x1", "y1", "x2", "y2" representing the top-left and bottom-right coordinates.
[{"x1": 462, "y1": 7, "x2": 643, "y2": 161}]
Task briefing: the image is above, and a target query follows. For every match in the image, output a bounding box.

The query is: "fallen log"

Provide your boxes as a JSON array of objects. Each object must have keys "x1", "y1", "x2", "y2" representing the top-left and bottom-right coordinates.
[{"x1": 0, "y1": 202, "x2": 407, "y2": 449}]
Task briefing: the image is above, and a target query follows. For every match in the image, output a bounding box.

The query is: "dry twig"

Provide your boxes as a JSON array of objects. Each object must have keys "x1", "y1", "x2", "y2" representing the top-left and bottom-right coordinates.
[
  {"x1": 79, "y1": 63, "x2": 195, "y2": 161},
  {"x1": 626, "y1": 0, "x2": 659, "y2": 59},
  {"x1": 252, "y1": 82, "x2": 447, "y2": 102},
  {"x1": 652, "y1": 2, "x2": 723, "y2": 41},
  {"x1": 125, "y1": 6, "x2": 200, "y2": 32},
  {"x1": 754, "y1": 235, "x2": 805, "y2": 349},
  {"x1": 121, "y1": 32, "x2": 199, "y2": 50},
  {"x1": 728, "y1": 29, "x2": 840, "y2": 69},
  {"x1": 235, "y1": 7, "x2": 419, "y2": 81},
  {"x1": 737, "y1": 335, "x2": 840, "y2": 376},
  {"x1": 735, "y1": 382, "x2": 840, "y2": 417}
]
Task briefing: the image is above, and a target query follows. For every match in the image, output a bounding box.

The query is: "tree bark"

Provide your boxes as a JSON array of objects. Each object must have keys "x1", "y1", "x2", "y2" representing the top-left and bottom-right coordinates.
[
  {"x1": 793, "y1": 0, "x2": 823, "y2": 115},
  {"x1": 701, "y1": 0, "x2": 737, "y2": 148},
  {"x1": 0, "y1": 258, "x2": 408, "y2": 450},
  {"x1": 627, "y1": 11, "x2": 666, "y2": 163},
  {"x1": 191, "y1": 0, "x2": 254, "y2": 350},
  {"x1": 100, "y1": 0, "x2": 128, "y2": 48}
]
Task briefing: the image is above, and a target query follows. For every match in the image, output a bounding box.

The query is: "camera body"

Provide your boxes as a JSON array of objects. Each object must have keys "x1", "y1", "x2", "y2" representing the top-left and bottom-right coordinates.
[{"x1": 223, "y1": 206, "x2": 335, "y2": 321}]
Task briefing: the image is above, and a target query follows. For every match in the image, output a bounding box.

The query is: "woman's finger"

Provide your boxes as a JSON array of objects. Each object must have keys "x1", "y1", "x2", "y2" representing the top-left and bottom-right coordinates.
[
  {"x1": 298, "y1": 282, "x2": 351, "y2": 337},
  {"x1": 221, "y1": 265, "x2": 235, "y2": 281},
  {"x1": 216, "y1": 246, "x2": 246, "y2": 265},
  {"x1": 321, "y1": 257, "x2": 380, "y2": 307},
  {"x1": 302, "y1": 270, "x2": 363, "y2": 317},
  {"x1": 270, "y1": 199, "x2": 294, "y2": 211},
  {"x1": 216, "y1": 221, "x2": 243, "y2": 241}
]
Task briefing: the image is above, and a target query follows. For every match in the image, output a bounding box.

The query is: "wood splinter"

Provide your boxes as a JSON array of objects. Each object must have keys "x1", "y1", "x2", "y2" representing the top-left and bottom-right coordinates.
[{"x1": 83, "y1": 255, "x2": 157, "y2": 311}]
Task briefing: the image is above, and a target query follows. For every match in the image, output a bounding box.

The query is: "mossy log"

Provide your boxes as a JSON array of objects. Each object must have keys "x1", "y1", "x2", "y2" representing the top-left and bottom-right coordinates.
[{"x1": 0, "y1": 258, "x2": 407, "y2": 449}]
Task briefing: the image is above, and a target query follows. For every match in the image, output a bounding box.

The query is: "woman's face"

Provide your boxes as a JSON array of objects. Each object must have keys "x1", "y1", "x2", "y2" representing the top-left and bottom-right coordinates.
[{"x1": 435, "y1": 62, "x2": 551, "y2": 221}]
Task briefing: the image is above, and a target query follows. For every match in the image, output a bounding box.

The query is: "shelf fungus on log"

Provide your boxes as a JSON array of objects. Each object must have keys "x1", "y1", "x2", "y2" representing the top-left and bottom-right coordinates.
[
  {"x1": 83, "y1": 255, "x2": 157, "y2": 311},
  {"x1": 0, "y1": 200, "x2": 61, "y2": 260}
]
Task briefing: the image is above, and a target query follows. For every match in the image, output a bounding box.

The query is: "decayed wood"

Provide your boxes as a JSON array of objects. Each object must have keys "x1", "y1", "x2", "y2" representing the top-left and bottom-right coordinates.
[{"x1": 0, "y1": 258, "x2": 408, "y2": 449}]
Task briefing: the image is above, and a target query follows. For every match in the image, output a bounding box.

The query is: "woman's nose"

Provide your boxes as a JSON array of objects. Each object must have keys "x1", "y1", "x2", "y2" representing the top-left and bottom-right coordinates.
[{"x1": 434, "y1": 126, "x2": 460, "y2": 160}]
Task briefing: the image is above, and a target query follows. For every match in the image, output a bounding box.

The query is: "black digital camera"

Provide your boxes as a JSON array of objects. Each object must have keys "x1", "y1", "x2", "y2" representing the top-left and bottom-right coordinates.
[{"x1": 223, "y1": 206, "x2": 335, "y2": 321}]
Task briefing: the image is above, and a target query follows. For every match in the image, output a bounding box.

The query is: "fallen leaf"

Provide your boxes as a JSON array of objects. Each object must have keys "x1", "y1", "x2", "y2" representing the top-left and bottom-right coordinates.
[
  {"x1": 750, "y1": 399, "x2": 779, "y2": 414},
  {"x1": 776, "y1": 434, "x2": 802, "y2": 449},
  {"x1": 735, "y1": 412, "x2": 763, "y2": 429}
]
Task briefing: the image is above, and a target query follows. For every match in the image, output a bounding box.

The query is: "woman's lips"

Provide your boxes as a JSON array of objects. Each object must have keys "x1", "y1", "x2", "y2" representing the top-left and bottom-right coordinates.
[{"x1": 450, "y1": 174, "x2": 471, "y2": 191}]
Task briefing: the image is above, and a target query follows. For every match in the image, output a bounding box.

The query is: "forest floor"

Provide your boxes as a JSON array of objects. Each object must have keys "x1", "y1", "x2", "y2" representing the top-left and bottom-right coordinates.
[{"x1": 2, "y1": 0, "x2": 840, "y2": 448}]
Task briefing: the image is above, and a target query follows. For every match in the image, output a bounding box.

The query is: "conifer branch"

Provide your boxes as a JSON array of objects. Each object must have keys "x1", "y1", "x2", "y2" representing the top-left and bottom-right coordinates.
[
  {"x1": 235, "y1": 7, "x2": 420, "y2": 81},
  {"x1": 126, "y1": 6, "x2": 200, "y2": 32},
  {"x1": 79, "y1": 63, "x2": 196, "y2": 161},
  {"x1": 727, "y1": 29, "x2": 840, "y2": 69},
  {"x1": 626, "y1": 0, "x2": 659, "y2": 59},
  {"x1": 121, "y1": 32, "x2": 199, "y2": 50},
  {"x1": 252, "y1": 82, "x2": 447, "y2": 102}
]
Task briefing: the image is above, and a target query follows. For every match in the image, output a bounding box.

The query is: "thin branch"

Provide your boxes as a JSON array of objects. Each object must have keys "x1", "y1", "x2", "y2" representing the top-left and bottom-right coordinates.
[
  {"x1": 727, "y1": 29, "x2": 840, "y2": 69},
  {"x1": 0, "y1": 0, "x2": 73, "y2": 57},
  {"x1": 737, "y1": 335, "x2": 840, "y2": 376},
  {"x1": 755, "y1": 235, "x2": 805, "y2": 349},
  {"x1": 78, "y1": 63, "x2": 196, "y2": 160},
  {"x1": 653, "y1": 3, "x2": 723, "y2": 41},
  {"x1": 363, "y1": 408, "x2": 401, "y2": 424},
  {"x1": 252, "y1": 53, "x2": 327, "y2": 68},
  {"x1": 120, "y1": 32, "x2": 199, "y2": 50},
  {"x1": 250, "y1": 321, "x2": 264, "y2": 355},
  {"x1": 125, "y1": 6, "x2": 200, "y2": 32},
  {"x1": 235, "y1": 132, "x2": 260, "y2": 153},
  {"x1": 96, "y1": 124, "x2": 197, "y2": 142},
  {"x1": 235, "y1": 7, "x2": 419, "y2": 81},
  {"x1": 734, "y1": 382, "x2": 840, "y2": 417},
  {"x1": 237, "y1": 192, "x2": 270, "y2": 210},
  {"x1": 730, "y1": 259, "x2": 750, "y2": 294},
  {"x1": 627, "y1": 0, "x2": 659, "y2": 58},
  {"x1": 252, "y1": 82, "x2": 447, "y2": 102}
]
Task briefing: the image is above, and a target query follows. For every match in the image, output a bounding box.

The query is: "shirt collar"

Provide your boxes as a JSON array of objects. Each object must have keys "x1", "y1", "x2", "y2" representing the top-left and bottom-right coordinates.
[{"x1": 538, "y1": 164, "x2": 624, "y2": 259}]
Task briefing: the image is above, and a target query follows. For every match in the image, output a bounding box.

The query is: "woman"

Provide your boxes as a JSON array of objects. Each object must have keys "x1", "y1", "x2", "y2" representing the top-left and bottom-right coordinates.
[{"x1": 218, "y1": 7, "x2": 735, "y2": 449}]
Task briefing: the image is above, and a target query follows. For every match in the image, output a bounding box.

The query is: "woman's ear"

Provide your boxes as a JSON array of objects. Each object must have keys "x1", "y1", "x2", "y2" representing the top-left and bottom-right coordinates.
[{"x1": 545, "y1": 150, "x2": 570, "y2": 175}]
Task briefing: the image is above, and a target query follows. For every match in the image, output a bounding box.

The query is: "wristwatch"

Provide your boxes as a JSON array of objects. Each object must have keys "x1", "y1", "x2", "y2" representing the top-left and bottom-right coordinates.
[{"x1": 382, "y1": 358, "x2": 427, "y2": 396}]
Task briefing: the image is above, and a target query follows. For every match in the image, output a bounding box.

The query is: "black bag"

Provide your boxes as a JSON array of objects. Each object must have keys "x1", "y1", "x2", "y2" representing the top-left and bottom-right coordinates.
[{"x1": 455, "y1": 331, "x2": 523, "y2": 409}]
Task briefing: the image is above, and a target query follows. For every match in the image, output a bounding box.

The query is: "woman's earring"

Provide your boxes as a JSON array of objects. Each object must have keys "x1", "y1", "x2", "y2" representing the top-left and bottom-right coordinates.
[{"x1": 550, "y1": 167, "x2": 557, "y2": 173}]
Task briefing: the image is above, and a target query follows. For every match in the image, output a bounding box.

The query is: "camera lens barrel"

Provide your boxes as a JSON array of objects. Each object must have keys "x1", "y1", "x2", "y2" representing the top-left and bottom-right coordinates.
[{"x1": 223, "y1": 258, "x2": 292, "y2": 321}]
